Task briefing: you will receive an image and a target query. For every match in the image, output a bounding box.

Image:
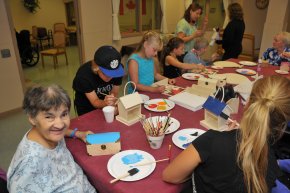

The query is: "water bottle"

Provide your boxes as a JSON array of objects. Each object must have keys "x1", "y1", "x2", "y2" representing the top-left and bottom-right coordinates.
[{"x1": 257, "y1": 59, "x2": 262, "y2": 75}]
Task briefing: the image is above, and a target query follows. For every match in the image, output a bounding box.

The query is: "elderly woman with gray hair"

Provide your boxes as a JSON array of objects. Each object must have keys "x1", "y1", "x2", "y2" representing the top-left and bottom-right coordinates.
[
  {"x1": 262, "y1": 31, "x2": 290, "y2": 66},
  {"x1": 183, "y1": 37, "x2": 219, "y2": 66}
]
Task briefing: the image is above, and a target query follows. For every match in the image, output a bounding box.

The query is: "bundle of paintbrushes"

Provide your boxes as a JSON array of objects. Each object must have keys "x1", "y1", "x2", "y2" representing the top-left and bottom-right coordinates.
[{"x1": 139, "y1": 114, "x2": 171, "y2": 136}]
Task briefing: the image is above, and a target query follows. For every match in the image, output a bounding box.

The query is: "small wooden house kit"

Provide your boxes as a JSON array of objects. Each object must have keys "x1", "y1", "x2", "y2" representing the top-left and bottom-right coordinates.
[
  {"x1": 116, "y1": 92, "x2": 143, "y2": 126},
  {"x1": 186, "y1": 77, "x2": 217, "y2": 97},
  {"x1": 86, "y1": 132, "x2": 121, "y2": 156},
  {"x1": 200, "y1": 96, "x2": 232, "y2": 131}
]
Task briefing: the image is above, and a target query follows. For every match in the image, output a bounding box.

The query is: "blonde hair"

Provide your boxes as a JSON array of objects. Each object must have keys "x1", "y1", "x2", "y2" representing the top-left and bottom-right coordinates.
[
  {"x1": 237, "y1": 75, "x2": 290, "y2": 193},
  {"x1": 136, "y1": 31, "x2": 163, "y2": 52}
]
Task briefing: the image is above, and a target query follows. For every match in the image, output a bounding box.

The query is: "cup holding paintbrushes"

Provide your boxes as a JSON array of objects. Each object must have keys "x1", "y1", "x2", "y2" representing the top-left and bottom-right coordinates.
[{"x1": 140, "y1": 114, "x2": 171, "y2": 149}]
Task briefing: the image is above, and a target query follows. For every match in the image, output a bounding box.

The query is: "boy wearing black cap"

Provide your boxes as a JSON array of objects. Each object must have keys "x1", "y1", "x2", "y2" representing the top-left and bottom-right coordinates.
[{"x1": 73, "y1": 46, "x2": 124, "y2": 116}]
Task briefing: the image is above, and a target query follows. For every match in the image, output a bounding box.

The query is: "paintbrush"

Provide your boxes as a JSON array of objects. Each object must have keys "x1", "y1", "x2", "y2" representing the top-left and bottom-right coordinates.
[
  {"x1": 131, "y1": 158, "x2": 169, "y2": 167},
  {"x1": 163, "y1": 99, "x2": 171, "y2": 108},
  {"x1": 110, "y1": 168, "x2": 139, "y2": 184},
  {"x1": 220, "y1": 112, "x2": 240, "y2": 127}
]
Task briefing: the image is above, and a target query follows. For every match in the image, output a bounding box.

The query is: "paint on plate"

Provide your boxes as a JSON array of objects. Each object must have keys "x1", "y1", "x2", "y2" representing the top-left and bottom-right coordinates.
[
  {"x1": 122, "y1": 153, "x2": 144, "y2": 165},
  {"x1": 178, "y1": 136, "x2": 187, "y2": 141}
]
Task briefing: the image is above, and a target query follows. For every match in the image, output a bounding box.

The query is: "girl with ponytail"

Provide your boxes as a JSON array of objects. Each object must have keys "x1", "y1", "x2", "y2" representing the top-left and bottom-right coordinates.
[
  {"x1": 163, "y1": 75, "x2": 290, "y2": 193},
  {"x1": 161, "y1": 37, "x2": 205, "y2": 79},
  {"x1": 127, "y1": 31, "x2": 175, "y2": 93}
]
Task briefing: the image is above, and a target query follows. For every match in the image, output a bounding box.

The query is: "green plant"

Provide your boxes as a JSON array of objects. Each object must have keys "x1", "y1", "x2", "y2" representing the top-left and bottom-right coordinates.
[{"x1": 23, "y1": 0, "x2": 40, "y2": 13}]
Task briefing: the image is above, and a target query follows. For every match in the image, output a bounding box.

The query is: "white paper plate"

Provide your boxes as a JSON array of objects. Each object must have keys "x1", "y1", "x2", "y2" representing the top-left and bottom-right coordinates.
[
  {"x1": 143, "y1": 116, "x2": 180, "y2": 135},
  {"x1": 182, "y1": 73, "x2": 204, "y2": 80},
  {"x1": 139, "y1": 94, "x2": 150, "y2": 103},
  {"x1": 236, "y1": 68, "x2": 257, "y2": 76},
  {"x1": 107, "y1": 150, "x2": 156, "y2": 182},
  {"x1": 275, "y1": 70, "x2": 289, "y2": 75},
  {"x1": 172, "y1": 128, "x2": 206, "y2": 149},
  {"x1": 239, "y1": 61, "x2": 257, "y2": 66},
  {"x1": 144, "y1": 99, "x2": 175, "y2": 112}
]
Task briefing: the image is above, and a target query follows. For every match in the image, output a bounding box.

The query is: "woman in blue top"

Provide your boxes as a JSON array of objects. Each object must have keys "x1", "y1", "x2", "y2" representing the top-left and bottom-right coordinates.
[
  {"x1": 262, "y1": 32, "x2": 290, "y2": 66},
  {"x1": 127, "y1": 31, "x2": 175, "y2": 93},
  {"x1": 176, "y1": 2, "x2": 208, "y2": 53}
]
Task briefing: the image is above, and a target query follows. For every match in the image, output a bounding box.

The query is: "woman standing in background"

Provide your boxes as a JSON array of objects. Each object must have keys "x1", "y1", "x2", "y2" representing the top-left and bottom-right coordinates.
[
  {"x1": 219, "y1": 3, "x2": 245, "y2": 60},
  {"x1": 176, "y1": 2, "x2": 208, "y2": 54}
]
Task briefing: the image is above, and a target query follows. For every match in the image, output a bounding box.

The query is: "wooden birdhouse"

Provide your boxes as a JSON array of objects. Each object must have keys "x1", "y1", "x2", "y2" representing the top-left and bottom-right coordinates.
[
  {"x1": 116, "y1": 92, "x2": 143, "y2": 126},
  {"x1": 200, "y1": 96, "x2": 232, "y2": 131},
  {"x1": 186, "y1": 77, "x2": 217, "y2": 98}
]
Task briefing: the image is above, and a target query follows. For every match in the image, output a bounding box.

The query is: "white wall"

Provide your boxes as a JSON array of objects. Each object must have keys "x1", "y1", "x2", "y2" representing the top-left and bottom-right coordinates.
[
  {"x1": 0, "y1": 0, "x2": 25, "y2": 114},
  {"x1": 78, "y1": 0, "x2": 113, "y2": 63},
  {"x1": 259, "y1": 0, "x2": 289, "y2": 57},
  {"x1": 243, "y1": 0, "x2": 267, "y2": 50},
  {"x1": 79, "y1": 1, "x2": 184, "y2": 63},
  {"x1": 8, "y1": 0, "x2": 66, "y2": 32}
]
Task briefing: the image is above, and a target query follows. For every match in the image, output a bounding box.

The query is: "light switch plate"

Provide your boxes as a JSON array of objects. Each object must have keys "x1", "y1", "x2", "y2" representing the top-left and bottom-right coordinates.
[{"x1": 1, "y1": 49, "x2": 11, "y2": 58}]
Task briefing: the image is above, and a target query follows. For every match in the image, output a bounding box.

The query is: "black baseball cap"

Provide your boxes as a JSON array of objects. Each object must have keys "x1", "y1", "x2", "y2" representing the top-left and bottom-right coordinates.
[{"x1": 94, "y1": 46, "x2": 124, "y2": 78}]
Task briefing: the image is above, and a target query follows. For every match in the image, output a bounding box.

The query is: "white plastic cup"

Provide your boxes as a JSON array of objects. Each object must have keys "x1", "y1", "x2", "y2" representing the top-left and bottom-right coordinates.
[
  {"x1": 147, "y1": 135, "x2": 165, "y2": 149},
  {"x1": 102, "y1": 106, "x2": 115, "y2": 123},
  {"x1": 280, "y1": 62, "x2": 289, "y2": 72}
]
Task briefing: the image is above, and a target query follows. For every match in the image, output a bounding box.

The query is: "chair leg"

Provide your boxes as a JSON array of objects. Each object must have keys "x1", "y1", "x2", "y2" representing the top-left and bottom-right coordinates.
[
  {"x1": 53, "y1": 56, "x2": 57, "y2": 69},
  {"x1": 41, "y1": 54, "x2": 45, "y2": 68},
  {"x1": 65, "y1": 53, "x2": 68, "y2": 66}
]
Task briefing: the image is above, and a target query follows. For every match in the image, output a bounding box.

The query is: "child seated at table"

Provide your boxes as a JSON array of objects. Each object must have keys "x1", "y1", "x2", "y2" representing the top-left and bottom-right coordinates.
[
  {"x1": 7, "y1": 85, "x2": 97, "y2": 193},
  {"x1": 127, "y1": 31, "x2": 175, "y2": 93},
  {"x1": 161, "y1": 37, "x2": 205, "y2": 78},
  {"x1": 183, "y1": 37, "x2": 219, "y2": 67},
  {"x1": 162, "y1": 75, "x2": 290, "y2": 193}
]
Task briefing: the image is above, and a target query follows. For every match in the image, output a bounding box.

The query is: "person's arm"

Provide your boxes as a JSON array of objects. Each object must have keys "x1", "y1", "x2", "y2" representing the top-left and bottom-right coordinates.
[
  {"x1": 154, "y1": 59, "x2": 176, "y2": 85},
  {"x1": 85, "y1": 90, "x2": 117, "y2": 109},
  {"x1": 166, "y1": 55, "x2": 204, "y2": 70},
  {"x1": 110, "y1": 85, "x2": 120, "y2": 98},
  {"x1": 201, "y1": 16, "x2": 208, "y2": 34},
  {"x1": 128, "y1": 59, "x2": 164, "y2": 93},
  {"x1": 281, "y1": 51, "x2": 290, "y2": 59},
  {"x1": 177, "y1": 31, "x2": 203, "y2": 43},
  {"x1": 162, "y1": 144, "x2": 201, "y2": 184},
  {"x1": 66, "y1": 129, "x2": 93, "y2": 143}
]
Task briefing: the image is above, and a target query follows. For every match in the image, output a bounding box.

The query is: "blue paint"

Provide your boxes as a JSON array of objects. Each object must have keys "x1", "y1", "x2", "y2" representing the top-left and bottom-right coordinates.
[
  {"x1": 178, "y1": 136, "x2": 187, "y2": 141},
  {"x1": 121, "y1": 153, "x2": 144, "y2": 165},
  {"x1": 182, "y1": 142, "x2": 191, "y2": 148}
]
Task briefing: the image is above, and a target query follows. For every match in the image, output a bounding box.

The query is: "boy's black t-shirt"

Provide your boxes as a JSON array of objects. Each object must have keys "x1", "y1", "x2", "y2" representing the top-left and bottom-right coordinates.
[{"x1": 73, "y1": 61, "x2": 122, "y2": 115}]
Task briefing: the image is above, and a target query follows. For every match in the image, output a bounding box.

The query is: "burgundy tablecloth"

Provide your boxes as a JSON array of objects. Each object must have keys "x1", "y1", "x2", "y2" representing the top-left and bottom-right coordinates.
[{"x1": 66, "y1": 60, "x2": 287, "y2": 193}]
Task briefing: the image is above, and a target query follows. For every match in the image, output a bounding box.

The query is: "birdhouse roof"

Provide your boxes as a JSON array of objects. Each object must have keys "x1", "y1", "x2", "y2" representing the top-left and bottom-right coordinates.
[
  {"x1": 119, "y1": 92, "x2": 143, "y2": 109},
  {"x1": 202, "y1": 96, "x2": 226, "y2": 116}
]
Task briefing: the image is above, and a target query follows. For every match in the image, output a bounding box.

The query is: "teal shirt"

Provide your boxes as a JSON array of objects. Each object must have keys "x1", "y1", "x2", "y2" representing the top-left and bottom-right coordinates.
[
  {"x1": 127, "y1": 53, "x2": 154, "y2": 93},
  {"x1": 175, "y1": 18, "x2": 198, "y2": 52}
]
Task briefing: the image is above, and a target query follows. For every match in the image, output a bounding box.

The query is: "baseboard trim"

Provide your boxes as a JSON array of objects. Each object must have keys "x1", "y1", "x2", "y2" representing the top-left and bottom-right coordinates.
[{"x1": 0, "y1": 107, "x2": 23, "y2": 118}]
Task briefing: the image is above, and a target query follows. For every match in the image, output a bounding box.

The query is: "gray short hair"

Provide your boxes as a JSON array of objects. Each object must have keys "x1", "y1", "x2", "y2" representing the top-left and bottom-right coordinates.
[
  {"x1": 278, "y1": 32, "x2": 290, "y2": 47},
  {"x1": 23, "y1": 84, "x2": 71, "y2": 118},
  {"x1": 193, "y1": 37, "x2": 209, "y2": 50}
]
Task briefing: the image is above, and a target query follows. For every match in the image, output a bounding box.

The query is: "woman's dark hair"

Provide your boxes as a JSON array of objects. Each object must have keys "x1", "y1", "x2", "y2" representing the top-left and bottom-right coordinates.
[
  {"x1": 23, "y1": 84, "x2": 71, "y2": 118},
  {"x1": 184, "y1": 3, "x2": 203, "y2": 23},
  {"x1": 228, "y1": 3, "x2": 243, "y2": 20},
  {"x1": 160, "y1": 37, "x2": 184, "y2": 67}
]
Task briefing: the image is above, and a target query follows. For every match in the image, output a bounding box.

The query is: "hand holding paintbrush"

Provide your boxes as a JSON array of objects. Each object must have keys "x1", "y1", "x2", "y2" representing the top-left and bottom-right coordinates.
[{"x1": 99, "y1": 91, "x2": 118, "y2": 106}]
